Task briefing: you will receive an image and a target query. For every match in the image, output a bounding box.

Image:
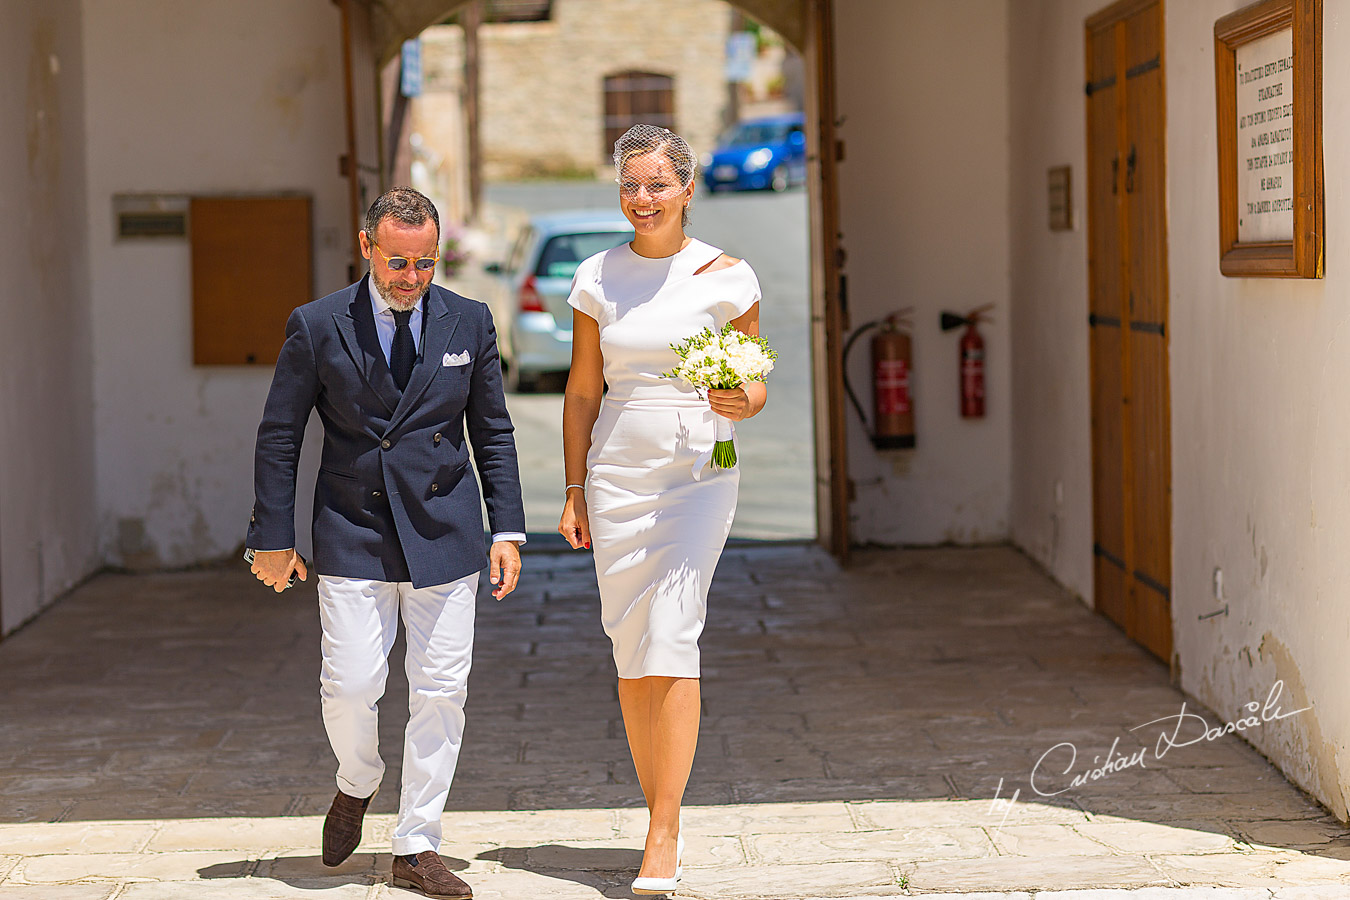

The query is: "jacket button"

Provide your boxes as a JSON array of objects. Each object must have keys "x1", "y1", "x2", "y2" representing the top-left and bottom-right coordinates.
[
  {"x1": 431, "y1": 483, "x2": 439, "y2": 492},
  {"x1": 433, "y1": 433, "x2": 442, "y2": 444},
  {"x1": 381, "y1": 439, "x2": 391, "y2": 449},
  {"x1": 372, "y1": 490, "x2": 381, "y2": 498}
]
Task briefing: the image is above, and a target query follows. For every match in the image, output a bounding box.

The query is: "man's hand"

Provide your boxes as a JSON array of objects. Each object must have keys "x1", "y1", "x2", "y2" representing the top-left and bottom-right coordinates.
[
  {"x1": 489, "y1": 541, "x2": 521, "y2": 600},
  {"x1": 249, "y1": 549, "x2": 308, "y2": 593}
]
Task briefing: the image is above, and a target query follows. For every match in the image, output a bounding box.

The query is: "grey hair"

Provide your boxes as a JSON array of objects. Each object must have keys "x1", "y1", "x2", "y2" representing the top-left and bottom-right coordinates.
[{"x1": 363, "y1": 186, "x2": 440, "y2": 242}]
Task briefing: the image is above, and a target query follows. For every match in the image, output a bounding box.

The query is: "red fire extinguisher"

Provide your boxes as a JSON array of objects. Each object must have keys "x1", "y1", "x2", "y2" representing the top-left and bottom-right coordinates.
[
  {"x1": 941, "y1": 305, "x2": 992, "y2": 419},
  {"x1": 843, "y1": 309, "x2": 915, "y2": 449}
]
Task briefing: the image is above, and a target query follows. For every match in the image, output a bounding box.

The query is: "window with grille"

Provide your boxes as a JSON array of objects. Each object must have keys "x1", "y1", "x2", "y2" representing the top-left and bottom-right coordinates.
[
  {"x1": 440, "y1": 1, "x2": 551, "y2": 26},
  {"x1": 486, "y1": 0, "x2": 551, "y2": 22},
  {"x1": 603, "y1": 71, "x2": 675, "y2": 158}
]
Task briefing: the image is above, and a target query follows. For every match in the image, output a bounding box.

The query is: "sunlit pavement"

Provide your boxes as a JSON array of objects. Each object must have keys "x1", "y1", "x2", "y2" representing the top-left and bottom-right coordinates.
[{"x1": 2, "y1": 545, "x2": 1349, "y2": 898}]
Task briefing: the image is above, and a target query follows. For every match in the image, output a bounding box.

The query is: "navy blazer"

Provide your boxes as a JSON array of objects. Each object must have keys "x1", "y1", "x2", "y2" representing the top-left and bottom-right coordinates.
[{"x1": 247, "y1": 278, "x2": 525, "y2": 587}]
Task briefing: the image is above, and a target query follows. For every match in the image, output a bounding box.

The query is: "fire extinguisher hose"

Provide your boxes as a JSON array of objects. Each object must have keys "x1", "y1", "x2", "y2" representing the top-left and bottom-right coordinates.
[{"x1": 841, "y1": 319, "x2": 884, "y2": 434}]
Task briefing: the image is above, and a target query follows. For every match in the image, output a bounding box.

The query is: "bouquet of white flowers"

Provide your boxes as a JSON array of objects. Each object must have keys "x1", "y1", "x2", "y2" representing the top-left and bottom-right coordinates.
[{"x1": 663, "y1": 323, "x2": 777, "y2": 469}]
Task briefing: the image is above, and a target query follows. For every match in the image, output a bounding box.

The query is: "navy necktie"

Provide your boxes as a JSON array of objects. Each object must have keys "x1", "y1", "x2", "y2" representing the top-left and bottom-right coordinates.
[{"x1": 390, "y1": 309, "x2": 415, "y2": 392}]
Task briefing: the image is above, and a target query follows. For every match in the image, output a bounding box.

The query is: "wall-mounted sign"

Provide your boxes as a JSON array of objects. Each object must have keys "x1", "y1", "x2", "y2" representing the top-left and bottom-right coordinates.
[
  {"x1": 1047, "y1": 166, "x2": 1072, "y2": 231},
  {"x1": 1235, "y1": 29, "x2": 1293, "y2": 243},
  {"x1": 401, "y1": 38, "x2": 422, "y2": 98},
  {"x1": 1214, "y1": 0, "x2": 1322, "y2": 277},
  {"x1": 725, "y1": 32, "x2": 756, "y2": 84},
  {"x1": 114, "y1": 194, "x2": 189, "y2": 240}
]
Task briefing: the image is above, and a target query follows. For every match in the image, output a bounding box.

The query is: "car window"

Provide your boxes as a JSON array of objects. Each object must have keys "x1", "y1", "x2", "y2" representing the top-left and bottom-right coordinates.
[
  {"x1": 506, "y1": 226, "x2": 535, "y2": 274},
  {"x1": 723, "y1": 122, "x2": 795, "y2": 146},
  {"x1": 534, "y1": 231, "x2": 633, "y2": 279}
]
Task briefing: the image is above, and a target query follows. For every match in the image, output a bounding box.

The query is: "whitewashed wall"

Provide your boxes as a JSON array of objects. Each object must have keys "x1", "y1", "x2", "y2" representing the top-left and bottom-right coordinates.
[
  {"x1": 1008, "y1": 0, "x2": 1350, "y2": 821},
  {"x1": 1166, "y1": 0, "x2": 1350, "y2": 819},
  {"x1": 1007, "y1": 0, "x2": 1103, "y2": 606},
  {"x1": 0, "y1": 0, "x2": 101, "y2": 635},
  {"x1": 81, "y1": 0, "x2": 380, "y2": 569},
  {"x1": 834, "y1": 0, "x2": 1012, "y2": 545}
]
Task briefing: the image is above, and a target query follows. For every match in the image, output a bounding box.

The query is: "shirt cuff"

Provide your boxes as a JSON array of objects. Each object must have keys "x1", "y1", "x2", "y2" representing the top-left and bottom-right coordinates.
[{"x1": 491, "y1": 532, "x2": 527, "y2": 545}]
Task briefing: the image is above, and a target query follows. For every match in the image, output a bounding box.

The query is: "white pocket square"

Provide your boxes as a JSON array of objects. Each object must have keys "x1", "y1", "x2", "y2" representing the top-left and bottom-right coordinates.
[{"x1": 443, "y1": 351, "x2": 471, "y2": 367}]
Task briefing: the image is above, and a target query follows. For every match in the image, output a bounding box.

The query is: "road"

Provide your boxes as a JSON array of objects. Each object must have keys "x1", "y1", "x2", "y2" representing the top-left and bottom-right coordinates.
[{"x1": 445, "y1": 181, "x2": 815, "y2": 542}]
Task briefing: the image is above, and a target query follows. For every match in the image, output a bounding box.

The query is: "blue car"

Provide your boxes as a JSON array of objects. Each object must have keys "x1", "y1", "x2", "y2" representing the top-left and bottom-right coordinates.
[{"x1": 703, "y1": 113, "x2": 807, "y2": 193}]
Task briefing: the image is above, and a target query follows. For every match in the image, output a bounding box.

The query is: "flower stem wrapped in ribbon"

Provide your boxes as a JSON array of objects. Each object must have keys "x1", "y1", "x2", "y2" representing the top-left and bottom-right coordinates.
[{"x1": 663, "y1": 324, "x2": 777, "y2": 470}]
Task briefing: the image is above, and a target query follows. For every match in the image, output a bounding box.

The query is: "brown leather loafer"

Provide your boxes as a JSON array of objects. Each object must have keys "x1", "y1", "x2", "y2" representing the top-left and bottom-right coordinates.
[
  {"x1": 321, "y1": 789, "x2": 373, "y2": 867},
  {"x1": 392, "y1": 851, "x2": 473, "y2": 899}
]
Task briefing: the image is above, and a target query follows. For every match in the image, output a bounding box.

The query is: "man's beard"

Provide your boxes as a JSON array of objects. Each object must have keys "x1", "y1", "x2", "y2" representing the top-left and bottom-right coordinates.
[{"x1": 372, "y1": 269, "x2": 430, "y2": 312}]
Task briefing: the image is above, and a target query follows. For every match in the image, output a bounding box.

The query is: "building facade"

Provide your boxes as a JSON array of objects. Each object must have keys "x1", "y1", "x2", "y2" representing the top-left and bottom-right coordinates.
[{"x1": 415, "y1": 0, "x2": 732, "y2": 183}]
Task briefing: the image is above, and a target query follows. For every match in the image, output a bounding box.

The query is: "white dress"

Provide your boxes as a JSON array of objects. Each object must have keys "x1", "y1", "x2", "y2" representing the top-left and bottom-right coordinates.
[{"x1": 568, "y1": 238, "x2": 762, "y2": 679}]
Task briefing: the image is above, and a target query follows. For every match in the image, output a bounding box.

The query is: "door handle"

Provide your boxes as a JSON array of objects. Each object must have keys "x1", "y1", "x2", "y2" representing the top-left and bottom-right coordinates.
[
  {"x1": 1111, "y1": 155, "x2": 1119, "y2": 195},
  {"x1": 1126, "y1": 145, "x2": 1137, "y2": 194}
]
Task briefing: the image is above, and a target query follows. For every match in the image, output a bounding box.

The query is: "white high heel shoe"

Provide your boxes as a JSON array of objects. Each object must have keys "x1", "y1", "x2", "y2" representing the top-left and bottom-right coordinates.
[{"x1": 631, "y1": 824, "x2": 684, "y2": 895}]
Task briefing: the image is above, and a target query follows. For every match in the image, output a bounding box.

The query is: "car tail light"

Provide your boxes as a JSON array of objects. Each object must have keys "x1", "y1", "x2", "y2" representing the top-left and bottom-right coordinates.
[{"x1": 518, "y1": 275, "x2": 545, "y2": 313}]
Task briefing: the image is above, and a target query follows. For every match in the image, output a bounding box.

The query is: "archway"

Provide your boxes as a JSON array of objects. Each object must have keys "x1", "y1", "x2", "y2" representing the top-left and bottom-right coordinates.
[{"x1": 336, "y1": 0, "x2": 847, "y2": 554}]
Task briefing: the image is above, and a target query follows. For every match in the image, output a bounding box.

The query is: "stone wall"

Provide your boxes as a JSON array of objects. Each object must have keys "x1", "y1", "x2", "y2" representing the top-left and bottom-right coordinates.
[{"x1": 417, "y1": 0, "x2": 734, "y2": 181}]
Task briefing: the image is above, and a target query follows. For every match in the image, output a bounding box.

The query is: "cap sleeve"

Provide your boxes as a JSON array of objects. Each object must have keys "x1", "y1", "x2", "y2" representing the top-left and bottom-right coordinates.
[
  {"x1": 566, "y1": 254, "x2": 602, "y2": 321},
  {"x1": 717, "y1": 260, "x2": 762, "y2": 321}
]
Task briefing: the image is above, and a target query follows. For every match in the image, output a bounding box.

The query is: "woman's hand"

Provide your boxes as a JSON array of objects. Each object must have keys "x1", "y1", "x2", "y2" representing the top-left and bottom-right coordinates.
[
  {"x1": 559, "y1": 489, "x2": 592, "y2": 550},
  {"x1": 708, "y1": 386, "x2": 751, "y2": 421}
]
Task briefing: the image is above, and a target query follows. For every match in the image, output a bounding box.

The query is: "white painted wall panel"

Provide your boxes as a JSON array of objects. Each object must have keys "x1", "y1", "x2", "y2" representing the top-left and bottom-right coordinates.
[
  {"x1": 1007, "y1": 0, "x2": 1101, "y2": 605},
  {"x1": 834, "y1": 0, "x2": 1012, "y2": 545},
  {"x1": 81, "y1": 0, "x2": 372, "y2": 569},
  {"x1": 0, "y1": 0, "x2": 100, "y2": 634}
]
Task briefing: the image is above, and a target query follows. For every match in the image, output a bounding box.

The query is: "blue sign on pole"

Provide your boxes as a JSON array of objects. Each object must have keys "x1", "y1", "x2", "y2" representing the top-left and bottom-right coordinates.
[
  {"x1": 725, "y1": 32, "x2": 755, "y2": 84},
  {"x1": 401, "y1": 39, "x2": 422, "y2": 98}
]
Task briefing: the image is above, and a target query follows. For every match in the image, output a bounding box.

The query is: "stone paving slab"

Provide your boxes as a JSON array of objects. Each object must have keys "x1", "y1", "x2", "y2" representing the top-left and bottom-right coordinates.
[
  {"x1": 2, "y1": 546, "x2": 1350, "y2": 898},
  {"x1": 120, "y1": 884, "x2": 371, "y2": 899},
  {"x1": 906, "y1": 853, "x2": 1173, "y2": 892},
  {"x1": 0, "y1": 888, "x2": 119, "y2": 900},
  {"x1": 0, "y1": 822, "x2": 156, "y2": 856}
]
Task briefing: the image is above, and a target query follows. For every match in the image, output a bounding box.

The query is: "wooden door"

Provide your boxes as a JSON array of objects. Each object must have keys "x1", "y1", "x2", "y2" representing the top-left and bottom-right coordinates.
[
  {"x1": 1085, "y1": 0, "x2": 1172, "y2": 663},
  {"x1": 603, "y1": 71, "x2": 675, "y2": 156}
]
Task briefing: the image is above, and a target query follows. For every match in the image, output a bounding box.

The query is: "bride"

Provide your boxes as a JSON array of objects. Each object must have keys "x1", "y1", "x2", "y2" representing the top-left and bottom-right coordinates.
[{"x1": 558, "y1": 124, "x2": 767, "y2": 894}]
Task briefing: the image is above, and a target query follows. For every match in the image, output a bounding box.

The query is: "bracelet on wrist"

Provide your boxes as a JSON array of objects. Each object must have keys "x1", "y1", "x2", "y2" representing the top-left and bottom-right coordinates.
[{"x1": 565, "y1": 483, "x2": 585, "y2": 493}]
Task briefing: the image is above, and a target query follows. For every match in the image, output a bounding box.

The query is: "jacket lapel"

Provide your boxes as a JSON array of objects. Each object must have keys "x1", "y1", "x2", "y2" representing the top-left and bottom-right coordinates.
[
  {"x1": 388, "y1": 288, "x2": 461, "y2": 432},
  {"x1": 332, "y1": 278, "x2": 400, "y2": 416}
]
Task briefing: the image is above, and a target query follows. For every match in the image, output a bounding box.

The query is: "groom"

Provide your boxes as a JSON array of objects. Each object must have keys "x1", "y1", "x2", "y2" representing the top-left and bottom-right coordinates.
[{"x1": 246, "y1": 187, "x2": 525, "y2": 899}]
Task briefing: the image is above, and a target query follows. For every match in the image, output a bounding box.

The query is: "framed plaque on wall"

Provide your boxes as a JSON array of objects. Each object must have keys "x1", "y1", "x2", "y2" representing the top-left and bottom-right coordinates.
[{"x1": 1214, "y1": 0, "x2": 1322, "y2": 277}]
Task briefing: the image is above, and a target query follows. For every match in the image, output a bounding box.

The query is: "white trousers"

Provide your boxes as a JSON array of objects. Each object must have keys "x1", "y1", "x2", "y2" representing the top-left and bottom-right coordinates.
[{"x1": 316, "y1": 572, "x2": 478, "y2": 856}]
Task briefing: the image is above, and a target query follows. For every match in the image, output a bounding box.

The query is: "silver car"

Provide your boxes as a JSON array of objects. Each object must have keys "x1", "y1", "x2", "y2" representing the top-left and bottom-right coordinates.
[{"x1": 483, "y1": 211, "x2": 633, "y2": 391}]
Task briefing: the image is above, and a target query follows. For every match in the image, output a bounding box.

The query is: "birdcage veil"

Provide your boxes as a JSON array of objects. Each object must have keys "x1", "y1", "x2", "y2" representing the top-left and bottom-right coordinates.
[{"x1": 613, "y1": 124, "x2": 698, "y2": 200}]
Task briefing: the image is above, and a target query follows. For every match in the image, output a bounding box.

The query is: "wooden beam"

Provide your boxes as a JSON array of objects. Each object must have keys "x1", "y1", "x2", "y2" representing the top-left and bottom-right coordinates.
[
  {"x1": 463, "y1": 0, "x2": 483, "y2": 223},
  {"x1": 805, "y1": 0, "x2": 848, "y2": 560},
  {"x1": 337, "y1": 0, "x2": 364, "y2": 280}
]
